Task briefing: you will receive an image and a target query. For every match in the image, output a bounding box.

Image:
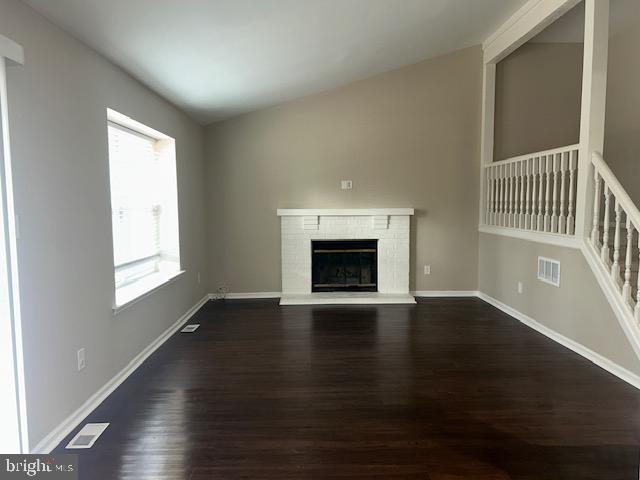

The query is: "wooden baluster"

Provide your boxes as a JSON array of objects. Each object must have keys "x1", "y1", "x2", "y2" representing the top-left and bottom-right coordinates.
[
  {"x1": 567, "y1": 150, "x2": 577, "y2": 235},
  {"x1": 525, "y1": 158, "x2": 531, "y2": 229},
  {"x1": 485, "y1": 166, "x2": 491, "y2": 224},
  {"x1": 611, "y1": 200, "x2": 622, "y2": 281},
  {"x1": 491, "y1": 166, "x2": 497, "y2": 225},
  {"x1": 544, "y1": 155, "x2": 552, "y2": 232},
  {"x1": 559, "y1": 152, "x2": 567, "y2": 234},
  {"x1": 512, "y1": 163, "x2": 516, "y2": 227},
  {"x1": 636, "y1": 240, "x2": 640, "y2": 324},
  {"x1": 509, "y1": 163, "x2": 515, "y2": 227},
  {"x1": 601, "y1": 186, "x2": 611, "y2": 262},
  {"x1": 551, "y1": 153, "x2": 559, "y2": 233},
  {"x1": 504, "y1": 164, "x2": 510, "y2": 227},
  {"x1": 493, "y1": 166, "x2": 497, "y2": 225},
  {"x1": 537, "y1": 156, "x2": 544, "y2": 231},
  {"x1": 530, "y1": 157, "x2": 538, "y2": 230},
  {"x1": 518, "y1": 161, "x2": 525, "y2": 228},
  {"x1": 500, "y1": 165, "x2": 505, "y2": 226},
  {"x1": 502, "y1": 165, "x2": 509, "y2": 227},
  {"x1": 591, "y1": 169, "x2": 601, "y2": 246},
  {"x1": 622, "y1": 218, "x2": 634, "y2": 304},
  {"x1": 513, "y1": 163, "x2": 520, "y2": 228}
]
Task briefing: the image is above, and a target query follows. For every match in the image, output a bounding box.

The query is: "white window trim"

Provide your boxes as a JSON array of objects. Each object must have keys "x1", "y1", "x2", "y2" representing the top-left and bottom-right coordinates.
[
  {"x1": 107, "y1": 108, "x2": 182, "y2": 314},
  {"x1": 113, "y1": 269, "x2": 185, "y2": 315}
]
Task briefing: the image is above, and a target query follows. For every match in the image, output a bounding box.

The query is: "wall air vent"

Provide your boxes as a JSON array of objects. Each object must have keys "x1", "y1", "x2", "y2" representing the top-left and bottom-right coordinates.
[
  {"x1": 538, "y1": 256, "x2": 561, "y2": 287},
  {"x1": 181, "y1": 324, "x2": 200, "y2": 333},
  {"x1": 66, "y1": 423, "x2": 109, "y2": 449}
]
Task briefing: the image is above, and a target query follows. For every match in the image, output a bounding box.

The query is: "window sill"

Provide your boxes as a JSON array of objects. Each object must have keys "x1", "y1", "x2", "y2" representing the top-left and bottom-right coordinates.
[{"x1": 113, "y1": 270, "x2": 185, "y2": 315}]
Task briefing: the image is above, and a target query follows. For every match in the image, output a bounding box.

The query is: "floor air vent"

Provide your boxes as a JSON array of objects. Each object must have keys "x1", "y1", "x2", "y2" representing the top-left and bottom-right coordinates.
[
  {"x1": 66, "y1": 423, "x2": 109, "y2": 449},
  {"x1": 181, "y1": 324, "x2": 200, "y2": 333}
]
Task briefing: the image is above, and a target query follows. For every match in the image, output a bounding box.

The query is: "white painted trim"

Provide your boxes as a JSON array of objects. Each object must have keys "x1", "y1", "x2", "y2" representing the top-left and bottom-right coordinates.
[
  {"x1": 478, "y1": 225, "x2": 581, "y2": 249},
  {"x1": 0, "y1": 35, "x2": 24, "y2": 66},
  {"x1": 280, "y1": 293, "x2": 416, "y2": 305},
  {"x1": 213, "y1": 292, "x2": 482, "y2": 300},
  {"x1": 107, "y1": 108, "x2": 171, "y2": 141},
  {"x1": 276, "y1": 208, "x2": 414, "y2": 217},
  {"x1": 209, "y1": 292, "x2": 282, "y2": 300},
  {"x1": 478, "y1": 63, "x2": 496, "y2": 227},
  {"x1": 580, "y1": 240, "x2": 640, "y2": 361},
  {"x1": 592, "y1": 153, "x2": 640, "y2": 230},
  {"x1": 0, "y1": 51, "x2": 28, "y2": 453},
  {"x1": 112, "y1": 270, "x2": 186, "y2": 314},
  {"x1": 412, "y1": 291, "x2": 479, "y2": 298},
  {"x1": 492, "y1": 143, "x2": 580, "y2": 166},
  {"x1": 30, "y1": 295, "x2": 210, "y2": 454},
  {"x1": 210, "y1": 291, "x2": 481, "y2": 300},
  {"x1": 576, "y1": 0, "x2": 610, "y2": 239},
  {"x1": 483, "y1": 0, "x2": 581, "y2": 63},
  {"x1": 477, "y1": 292, "x2": 640, "y2": 389}
]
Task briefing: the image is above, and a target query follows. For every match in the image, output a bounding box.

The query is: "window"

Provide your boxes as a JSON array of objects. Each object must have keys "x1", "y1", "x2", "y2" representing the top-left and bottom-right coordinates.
[{"x1": 106, "y1": 109, "x2": 181, "y2": 309}]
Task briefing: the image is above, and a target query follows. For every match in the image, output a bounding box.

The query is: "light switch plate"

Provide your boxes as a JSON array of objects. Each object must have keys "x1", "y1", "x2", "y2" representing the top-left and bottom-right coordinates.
[{"x1": 341, "y1": 180, "x2": 353, "y2": 190}]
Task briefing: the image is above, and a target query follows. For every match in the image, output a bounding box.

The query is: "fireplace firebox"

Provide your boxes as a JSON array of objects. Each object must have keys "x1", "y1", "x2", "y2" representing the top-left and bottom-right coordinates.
[{"x1": 311, "y1": 240, "x2": 378, "y2": 292}]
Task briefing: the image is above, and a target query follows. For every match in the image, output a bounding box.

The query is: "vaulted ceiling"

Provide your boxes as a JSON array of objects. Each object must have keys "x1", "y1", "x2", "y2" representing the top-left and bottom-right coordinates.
[{"x1": 22, "y1": 0, "x2": 528, "y2": 124}]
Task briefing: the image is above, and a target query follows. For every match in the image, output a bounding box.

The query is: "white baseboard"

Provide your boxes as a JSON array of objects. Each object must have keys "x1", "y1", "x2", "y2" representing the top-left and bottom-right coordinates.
[
  {"x1": 209, "y1": 292, "x2": 281, "y2": 300},
  {"x1": 412, "y1": 290, "x2": 479, "y2": 297},
  {"x1": 210, "y1": 291, "x2": 480, "y2": 300},
  {"x1": 580, "y1": 241, "x2": 640, "y2": 361},
  {"x1": 476, "y1": 291, "x2": 640, "y2": 390},
  {"x1": 30, "y1": 295, "x2": 211, "y2": 454}
]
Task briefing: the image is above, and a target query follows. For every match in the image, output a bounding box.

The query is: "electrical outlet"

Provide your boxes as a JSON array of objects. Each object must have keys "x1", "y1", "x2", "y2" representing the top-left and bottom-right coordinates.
[
  {"x1": 197, "y1": 272, "x2": 201, "y2": 284},
  {"x1": 341, "y1": 180, "x2": 353, "y2": 190},
  {"x1": 517, "y1": 281, "x2": 523, "y2": 294},
  {"x1": 424, "y1": 265, "x2": 431, "y2": 275},
  {"x1": 77, "y1": 348, "x2": 86, "y2": 371}
]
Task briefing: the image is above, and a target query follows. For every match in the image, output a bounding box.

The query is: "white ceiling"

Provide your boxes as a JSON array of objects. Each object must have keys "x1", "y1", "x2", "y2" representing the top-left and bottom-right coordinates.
[{"x1": 22, "y1": 0, "x2": 528, "y2": 124}]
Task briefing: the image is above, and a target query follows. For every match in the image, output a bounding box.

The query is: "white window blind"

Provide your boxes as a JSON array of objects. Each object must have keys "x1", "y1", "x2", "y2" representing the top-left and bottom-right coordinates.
[{"x1": 108, "y1": 123, "x2": 169, "y2": 292}]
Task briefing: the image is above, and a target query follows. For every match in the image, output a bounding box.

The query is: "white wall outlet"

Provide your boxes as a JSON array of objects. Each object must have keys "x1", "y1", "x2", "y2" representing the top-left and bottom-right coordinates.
[
  {"x1": 341, "y1": 180, "x2": 353, "y2": 190},
  {"x1": 77, "y1": 348, "x2": 86, "y2": 371},
  {"x1": 517, "y1": 281, "x2": 523, "y2": 294},
  {"x1": 197, "y1": 272, "x2": 201, "y2": 284},
  {"x1": 424, "y1": 265, "x2": 431, "y2": 275}
]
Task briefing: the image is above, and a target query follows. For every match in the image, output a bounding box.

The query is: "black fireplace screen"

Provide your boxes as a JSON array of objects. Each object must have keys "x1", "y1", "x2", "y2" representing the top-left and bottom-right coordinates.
[{"x1": 311, "y1": 240, "x2": 378, "y2": 292}]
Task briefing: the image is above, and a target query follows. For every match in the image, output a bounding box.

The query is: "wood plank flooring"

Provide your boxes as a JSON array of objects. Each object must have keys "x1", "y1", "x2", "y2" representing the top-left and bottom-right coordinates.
[{"x1": 53, "y1": 298, "x2": 640, "y2": 479}]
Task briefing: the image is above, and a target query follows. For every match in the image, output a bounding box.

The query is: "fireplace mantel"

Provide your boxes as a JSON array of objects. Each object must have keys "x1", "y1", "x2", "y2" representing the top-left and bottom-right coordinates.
[{"x1": 277, "y1": 208, "x2": 414, "y2": 216}]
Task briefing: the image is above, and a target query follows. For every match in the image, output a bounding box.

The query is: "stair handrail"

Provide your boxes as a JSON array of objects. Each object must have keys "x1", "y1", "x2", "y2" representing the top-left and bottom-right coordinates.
[
  {"x1": 591, "y1": 152, "x2": 640, "y2": 232},
  {"x1": 491, "y1": 143, "x2": 580, "y2": 167}
]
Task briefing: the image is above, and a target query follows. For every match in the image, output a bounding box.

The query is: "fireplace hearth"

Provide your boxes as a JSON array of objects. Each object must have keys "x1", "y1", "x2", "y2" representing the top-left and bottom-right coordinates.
[{"x1": 312, "y1": 240, "x2": 377, "y2": 292}]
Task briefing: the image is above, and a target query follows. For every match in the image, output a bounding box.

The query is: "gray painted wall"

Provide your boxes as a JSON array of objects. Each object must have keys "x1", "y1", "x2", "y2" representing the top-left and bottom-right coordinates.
[
  {"x1": 478, "y1": 234, "x2": 640, "y2": 375},
  {"x1": 204, "y1": 47, "x2": 482, "y2": 294},
  {"x1": 604, "y1": 11, "x2": 640, "y2": 204},
  {"x1": 0, "y1": 0, "x2": 208, "y2": 449},
  {"x1": 493, "y1": 42, "x2": 583, "y2": 161}
]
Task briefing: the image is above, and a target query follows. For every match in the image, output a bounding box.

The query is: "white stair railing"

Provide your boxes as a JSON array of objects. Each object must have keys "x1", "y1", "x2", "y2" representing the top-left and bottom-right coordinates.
[
  {"x1": 484, "y1": 144, "x2": 579, "y2": 236},
  {"x1": 589, "y1": 152, "x2": 640, "y2": 323}
]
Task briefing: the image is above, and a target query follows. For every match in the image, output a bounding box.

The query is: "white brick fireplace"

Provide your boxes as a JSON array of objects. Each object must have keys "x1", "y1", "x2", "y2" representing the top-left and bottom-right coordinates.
[{"x1": 277, "y1": 208, "x2": 415, "y2": 305}]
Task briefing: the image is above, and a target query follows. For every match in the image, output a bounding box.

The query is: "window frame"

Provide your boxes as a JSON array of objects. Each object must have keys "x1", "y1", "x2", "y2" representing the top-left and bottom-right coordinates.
[{"x1": 106, "y1": 108, "x2": 183, "y2": 314}]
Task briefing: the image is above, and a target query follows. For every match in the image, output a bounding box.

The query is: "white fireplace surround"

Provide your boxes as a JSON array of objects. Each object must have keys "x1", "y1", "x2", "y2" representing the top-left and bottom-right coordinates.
[{"x1": 277, "y1": 208, "x2": 415, "y2": 305}]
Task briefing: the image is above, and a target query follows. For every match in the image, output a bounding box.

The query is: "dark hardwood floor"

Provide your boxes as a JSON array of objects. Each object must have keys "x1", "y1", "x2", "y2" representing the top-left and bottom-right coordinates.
[{"x1": 53, "y1": 298, "x2": 640, "y2": 479}]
